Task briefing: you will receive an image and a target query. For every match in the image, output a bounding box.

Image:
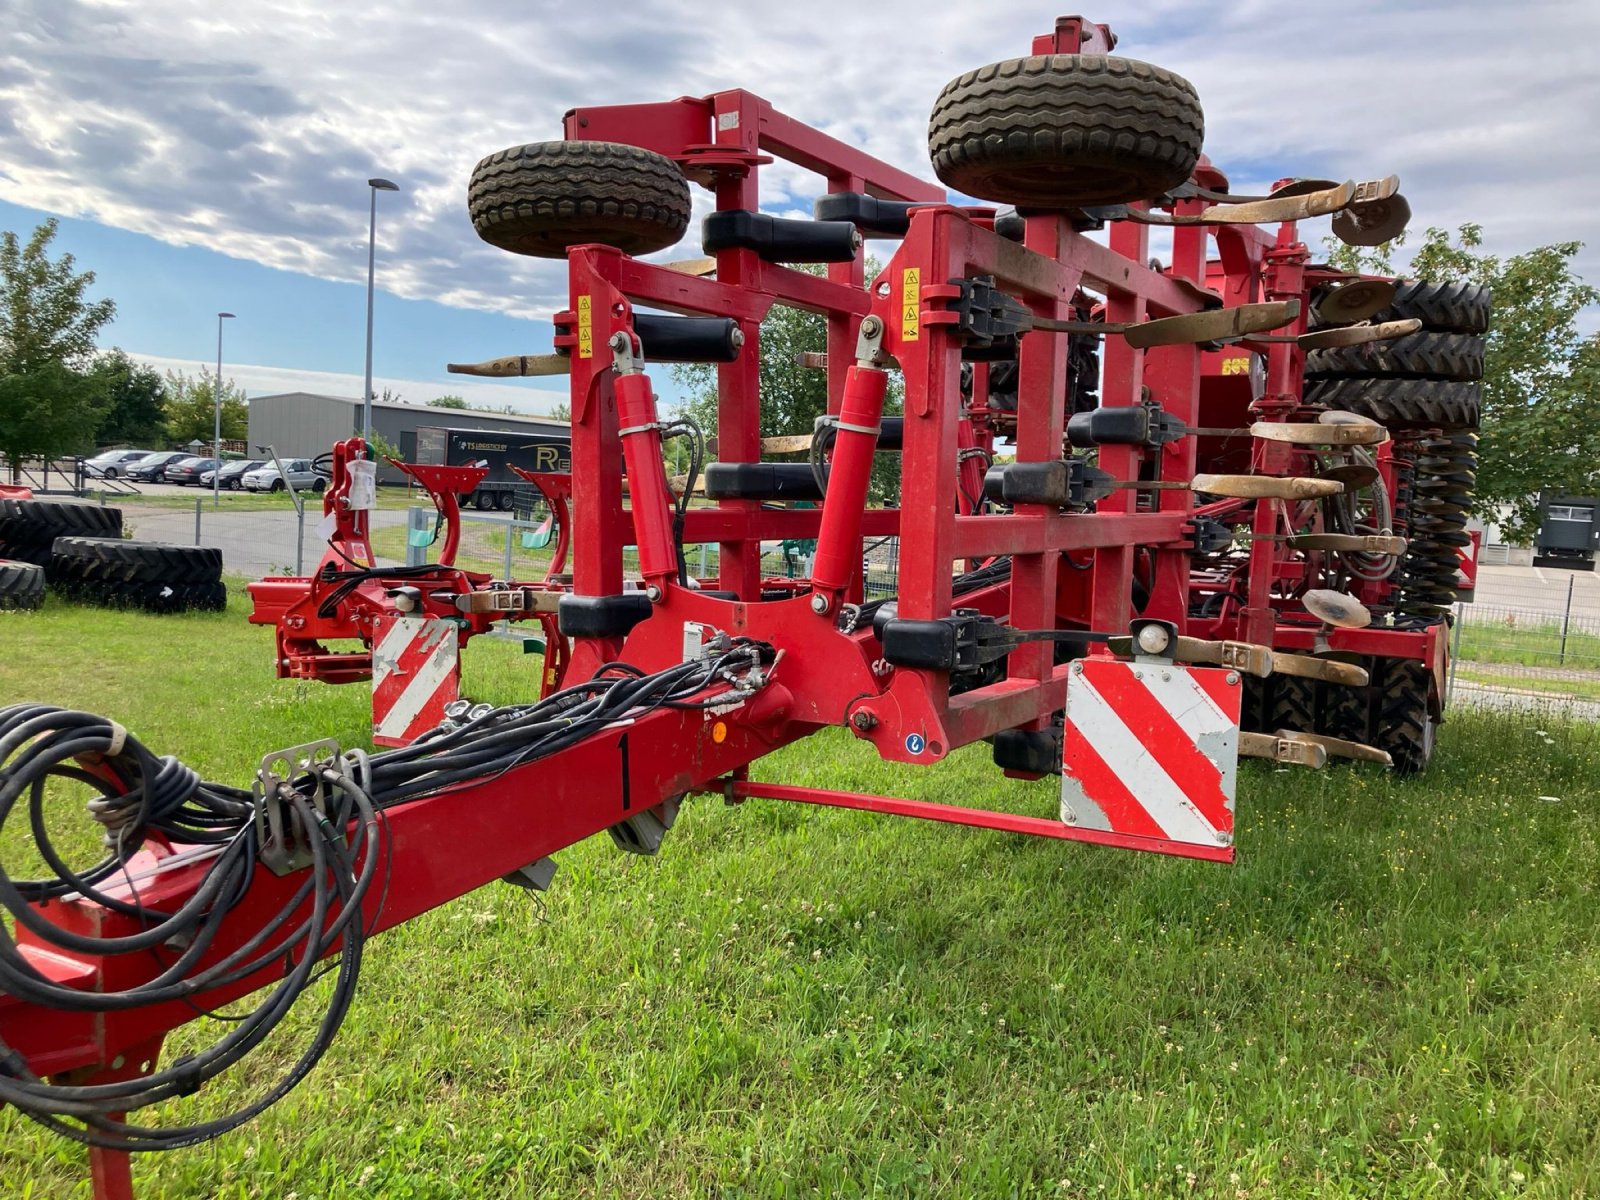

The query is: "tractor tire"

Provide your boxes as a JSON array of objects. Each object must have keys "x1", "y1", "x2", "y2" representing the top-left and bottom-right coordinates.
[
  {"x1": 1303, "y1": 378, "x2": 1480, "y2": 432},
  {"x1": 928, "y1": 54, "x2": 1204, "y2": 208},
  {"x1": 1371, "y1": 279, "x2": 1492, "y2": 334},
  {"x1": 468, "y1": 141, "x2": 692, "y2": 259},
  {"x1": 0, "y1": 558, "x2": 45, "y2": 610},
  {"x1": 49, "y1": 538, "x2": 224, "y2": 586},
  {"x1": 1316, "y1": 672, "x2": 1375, "y2": 746},
  {"x1": 1372, "y1": 657, "x2": 1437, "y2": 774},
  {"x1": 1268, "y1": 675, "x2": 1317, "y2": 737},
  {"x1": 92, "y1": 579, "x2": 229, "y2": 614},
  {"x1": 1304, "y1": 331, "x2": 1485, "y2": 382},
  {"x1": 0, "y1": 499, "x2": 122, "y2": 547}
]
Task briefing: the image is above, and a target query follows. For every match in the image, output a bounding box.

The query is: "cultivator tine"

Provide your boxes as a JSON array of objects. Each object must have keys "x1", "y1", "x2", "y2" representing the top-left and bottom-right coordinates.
[
  {"x1": 1107, "y1": 634, "x2": 1274, "y2": 677},
  {"x1": 448, "y1": 354, "x2": 571, "y2": 378},
  {"x1": 1192, "y1": 473, "x2": 1344, "y2": 500},
  {"x1": 1123, "y1": 300, "x2": 1300, "y2": 349},
  {"x1": 663, "y1": 256, "x2": 718, "y2": 277},
  {"x1": 1196, "y1": 180, "x2": 1355, "y2": 224},
  {"x1": 1284, "y1": 533, "x2": 1407, "y2": 555},
  {"x1": 1249, "y1": 420, "x2": 1388, "y2": 446},
  {"x1": 1239, "y1": 731, "x2": 1328, "y2": 768},
  {"x1": 1031, "y1": 300, "x2": 1299, "y2": 348},
  {"x1": 1275, "y1": 729, "x2": 1393, "y2": 767},
  {"x1": 796, "y1": 351, "x2": 830, "y2": 370},
  {"x1": 1271, "y1": 653, "x2": 1369, "y2": 687},
  {"x1": 761, "y1": 434, "x2": 815, "y2": 454},
  {"x1": 1295, "y1": 318, "x2": 1420, "y2": 350}
]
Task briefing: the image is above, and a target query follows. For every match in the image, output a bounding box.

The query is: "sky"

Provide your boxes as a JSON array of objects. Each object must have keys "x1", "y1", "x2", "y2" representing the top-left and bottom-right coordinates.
[{"x1": 2, "y1": 0, "x2": 1597, "y2": 418}]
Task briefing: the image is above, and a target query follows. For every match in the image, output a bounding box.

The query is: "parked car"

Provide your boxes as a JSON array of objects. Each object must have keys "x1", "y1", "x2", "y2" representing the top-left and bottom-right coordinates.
[
  {"x1": 165, "y1": 457, "x2": 220, "y2": 486},
  {"x1": 126, "y1": 451, "x2": 197, "y2": 483},
  {"x1": 201, "y1": 460, "x2": 265, "y2": 490},
  {"x1": 242, "y1": 459, "x2": 325, "y2": 493},
  {"x1": 83, "y1": 449, "x2": 156, "y2": 479}
]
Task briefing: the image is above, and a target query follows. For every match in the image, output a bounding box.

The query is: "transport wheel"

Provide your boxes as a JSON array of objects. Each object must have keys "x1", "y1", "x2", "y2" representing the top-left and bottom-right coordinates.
[
  {"x1": 50, "y1": 538, "x2": 224, "y2": 587},
  {"x1": 1303, "y1": 378, "x2": 1480, "y2": 432},
  {"x1": 0, "y1": 558, "x2": 45, "y2": 610},
  {"x1": 1316, "y1": 670, "x2": 1374, "y2": 746},
  {"x1": 1268, "y1": 675, "x2": 1317, "y2": 737},
  {"x1": 929, "y1": 54, "x2": 1204, "y2": 208},
  {"x1": 468, "y1": 141, "x2": 692, "y2": 259},
  {"x1": 1372, "y1": 657, "x2": 1437, "y2": 774},
  {"x1": 1304, "y1": 331, "x2": 1484, "y2": 382}
]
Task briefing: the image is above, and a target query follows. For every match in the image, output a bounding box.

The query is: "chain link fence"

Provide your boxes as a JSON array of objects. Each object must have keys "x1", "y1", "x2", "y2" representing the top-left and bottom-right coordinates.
[{"x1": 1453, "y1": 568, "x2": 1600, "y2": 709}]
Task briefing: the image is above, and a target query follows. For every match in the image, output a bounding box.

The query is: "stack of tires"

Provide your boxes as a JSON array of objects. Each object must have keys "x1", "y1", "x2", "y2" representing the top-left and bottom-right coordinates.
[
  {"x1": 1268, "y1": 279, "x2": 1493, "y2": 773},
  {"x1": 0, "y1": 498, "x2": 226, "y2": 615},
  {"x1": 50, "y1": 539, "x2": 227, "y2": 613},
  {"x1": 1304, "y1": 279, "x2": 1491, "y2": 622},
  {"x1": 1, "y1": 499, "x2": 125, "y2": 612}
]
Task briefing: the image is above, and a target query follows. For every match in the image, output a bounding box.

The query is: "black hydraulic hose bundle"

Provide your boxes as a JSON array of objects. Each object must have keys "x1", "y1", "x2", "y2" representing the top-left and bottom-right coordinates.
[{"x1": 0, "y1": 639, "x2": 774, "y2": 1151}]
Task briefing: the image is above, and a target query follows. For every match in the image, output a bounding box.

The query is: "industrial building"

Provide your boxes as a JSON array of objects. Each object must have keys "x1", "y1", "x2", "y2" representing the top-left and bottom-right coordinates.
[{"x1": 245, "y1": 392, "x2": 569, "y2": 484}]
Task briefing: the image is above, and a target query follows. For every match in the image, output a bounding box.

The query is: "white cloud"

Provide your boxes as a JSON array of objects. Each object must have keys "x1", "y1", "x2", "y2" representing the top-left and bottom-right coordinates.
[
  {"x1": 130, "y1": 352, "x2": 567, "y2": 416},
  {"x1": 3, "y1": 0, "x2": 1597, "y2": 322}
]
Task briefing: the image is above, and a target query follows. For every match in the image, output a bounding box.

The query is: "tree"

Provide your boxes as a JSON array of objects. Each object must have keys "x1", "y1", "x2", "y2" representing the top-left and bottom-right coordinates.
[
  {"x1": 548, "y1": 399, "x2": 571, "y2": 422},
  {"x1": 163, "y1": 368, "x2": 248, "y2": 445},
  {"x1": 90, "y1": 350, "x2": 167, "y2": 446},
  {"x1": 672, "y1": 263, "x2": 903, "y2": 504},
  {"x1": 1328, "y1": 225, "x2": 1600, "y2": 541},
  {"x1": 0, "y1": 220, "x2": 116, "y2": 473},
  {"x1": 428, "y1": 394, "x2": 468, "y2": 409},
  {"x1": 0, "y1": 364, "x2": 109, "y2": 472}
]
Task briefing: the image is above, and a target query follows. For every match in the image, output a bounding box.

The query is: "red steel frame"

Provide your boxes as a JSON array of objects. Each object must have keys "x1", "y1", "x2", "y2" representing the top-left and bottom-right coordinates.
[{"x1": 9, "y1": 16, "x2": 1469, "y2": 1196}]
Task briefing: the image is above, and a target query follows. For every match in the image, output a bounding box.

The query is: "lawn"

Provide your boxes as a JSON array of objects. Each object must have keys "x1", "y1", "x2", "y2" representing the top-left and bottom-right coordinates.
[{"x1": 1, "y1": 593, "x2": 1597, "y2": 1198}]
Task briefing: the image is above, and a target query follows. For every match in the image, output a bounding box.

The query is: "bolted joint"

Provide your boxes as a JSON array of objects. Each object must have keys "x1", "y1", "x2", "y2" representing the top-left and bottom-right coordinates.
[
  {"x1": 645, "y1": 584, "x2": 663, "y2": 603},
  {"x1": 810, "y1": 593, "x2": 831, "y2": 615},
  {"x1": 850, "y1": 709, "x2": 878, "y2": 733}
]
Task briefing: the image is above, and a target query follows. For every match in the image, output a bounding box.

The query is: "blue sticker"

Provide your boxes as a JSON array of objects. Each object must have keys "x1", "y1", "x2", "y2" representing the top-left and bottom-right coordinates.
[{"x1": 904, "y1": 732, "x2": 926, "y2": 755}]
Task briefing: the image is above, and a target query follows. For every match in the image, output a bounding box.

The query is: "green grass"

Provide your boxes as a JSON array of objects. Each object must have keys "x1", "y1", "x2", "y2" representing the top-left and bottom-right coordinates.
[
  {"x1": 1457, "y1": 616, "x2": 1600, "y2": 670},
  {"x1": 1, "y1": 595, "x2": 1598, "y2": 1197},
  {"x1": 1455, "y1": 666, "x2": 1600, "y2": 702}
]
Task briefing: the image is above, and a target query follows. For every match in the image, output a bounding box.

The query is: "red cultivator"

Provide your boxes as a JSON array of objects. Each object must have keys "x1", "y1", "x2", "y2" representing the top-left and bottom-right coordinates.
[{"x1": 2, "y1": 15, "x2": 1486, "y2": 1197}]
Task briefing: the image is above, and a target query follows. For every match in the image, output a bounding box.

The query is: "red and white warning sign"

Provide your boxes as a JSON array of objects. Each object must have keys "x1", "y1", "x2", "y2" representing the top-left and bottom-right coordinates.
[
  {"x1": 1060, "y1": 657, "x2": 1241, "y2": 862},
  {"x1": 371, "y1": 614, "x2": 461, "y2": 747}
]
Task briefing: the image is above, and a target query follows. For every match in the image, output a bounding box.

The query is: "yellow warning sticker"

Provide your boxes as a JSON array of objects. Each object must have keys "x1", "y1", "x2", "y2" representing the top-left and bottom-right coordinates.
[
  {"x1": 1220, "y1": 355, "x2": 1250, "y2": 376},
  {"x1": 901, "y1": 268, "x2": 921, "y2": 341},
  {"x1": 576, "y1": 295, "x2": 593, "y2": 359}
]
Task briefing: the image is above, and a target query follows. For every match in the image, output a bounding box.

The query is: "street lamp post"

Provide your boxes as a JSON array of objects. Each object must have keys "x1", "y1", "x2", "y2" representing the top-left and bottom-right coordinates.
[
  {"x1": 214, "y1": 312, "x2": 235, "y2": 508},
  {"x1": 362, "y1": 178, "x2": 400, "y2": 453}
]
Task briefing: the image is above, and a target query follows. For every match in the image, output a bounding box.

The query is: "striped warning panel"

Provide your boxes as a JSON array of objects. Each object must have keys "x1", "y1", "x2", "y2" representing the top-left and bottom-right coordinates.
[
  {"x1": 1061, "y1": 658, "x2": 1241, "y2": 862},
  {"x1": 371, "y1": 614, "x2": 461, "y2": 747}
]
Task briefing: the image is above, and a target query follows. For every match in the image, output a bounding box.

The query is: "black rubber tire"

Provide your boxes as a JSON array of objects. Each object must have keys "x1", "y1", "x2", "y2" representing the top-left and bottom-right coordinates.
[
  {"x1": 929, "y1": 55, "x2": 1204, "y2": 208},
  {"x1": 468, "y1": 141, "x2": 692, "y2": 259},
  {"x1": 1372, "y1": 657, "x2": 1437, "y2": 774},
  {"x1": 0, "y1": 558, "x2": 45, "y2": 610},
  {"x1": 89, "y1": 579, "x2": 229, "y2": 614},
  {"x1": 50, "y1": 538, "x2": 223, "y2": 586},
  {"x1": 1372, "y1": 280, "x2": 1491, "y2": 334},
  {"x1": 497, "y1": 490, "x2": 515, "y2": 512},
  {"x1": 270, "y1": 480, "x2": 284, "y2": 493},
  {"x1": 1304, "y1": 378, "x2": 1480, "y2": 432},
  {"x1": 312, "y1": 478, "x2": 327, "y2": 494},
  {"x1": 474, "y1": 491, "x2": 495, "y2": 512},
  {"x1": 0, "y1": 499, "x2": 122, "y2": 547},
  {"x1": 1304, "y1": 332, "x2": 1485, "y2": 381},
  {"x1": 1316, "y1": 671, "x2": 1375, "y2": 746},
  {"x1": 1268, "y1": 675, "x2": 1317, "y2": 736}
]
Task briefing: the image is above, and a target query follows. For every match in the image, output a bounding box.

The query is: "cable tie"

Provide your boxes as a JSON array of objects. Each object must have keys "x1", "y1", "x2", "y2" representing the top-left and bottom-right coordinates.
[
  {"x1": 617, "y1": 422, "x2": 662, "y2": 438},
  {"x1": 169, "y1": 1053, "x2": 204, "y2": 1096},
  {"x1": 834, "y1": 420, "x2": 881, "y2": 437},
  {"x1": 105, "y1": 721, "x2": 127, "y2": 757}
]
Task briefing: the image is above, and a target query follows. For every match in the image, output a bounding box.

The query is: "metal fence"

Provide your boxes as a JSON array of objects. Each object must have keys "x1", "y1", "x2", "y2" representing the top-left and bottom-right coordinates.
[{"x1": 1453, "y1": 568, "x2": 1600, "y2": 708}]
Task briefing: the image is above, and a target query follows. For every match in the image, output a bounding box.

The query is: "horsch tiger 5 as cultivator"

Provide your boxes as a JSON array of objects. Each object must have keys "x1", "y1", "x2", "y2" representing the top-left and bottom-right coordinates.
[{"x1": 0, "y1": 15, "x2": 1487, "y2": 1196}]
